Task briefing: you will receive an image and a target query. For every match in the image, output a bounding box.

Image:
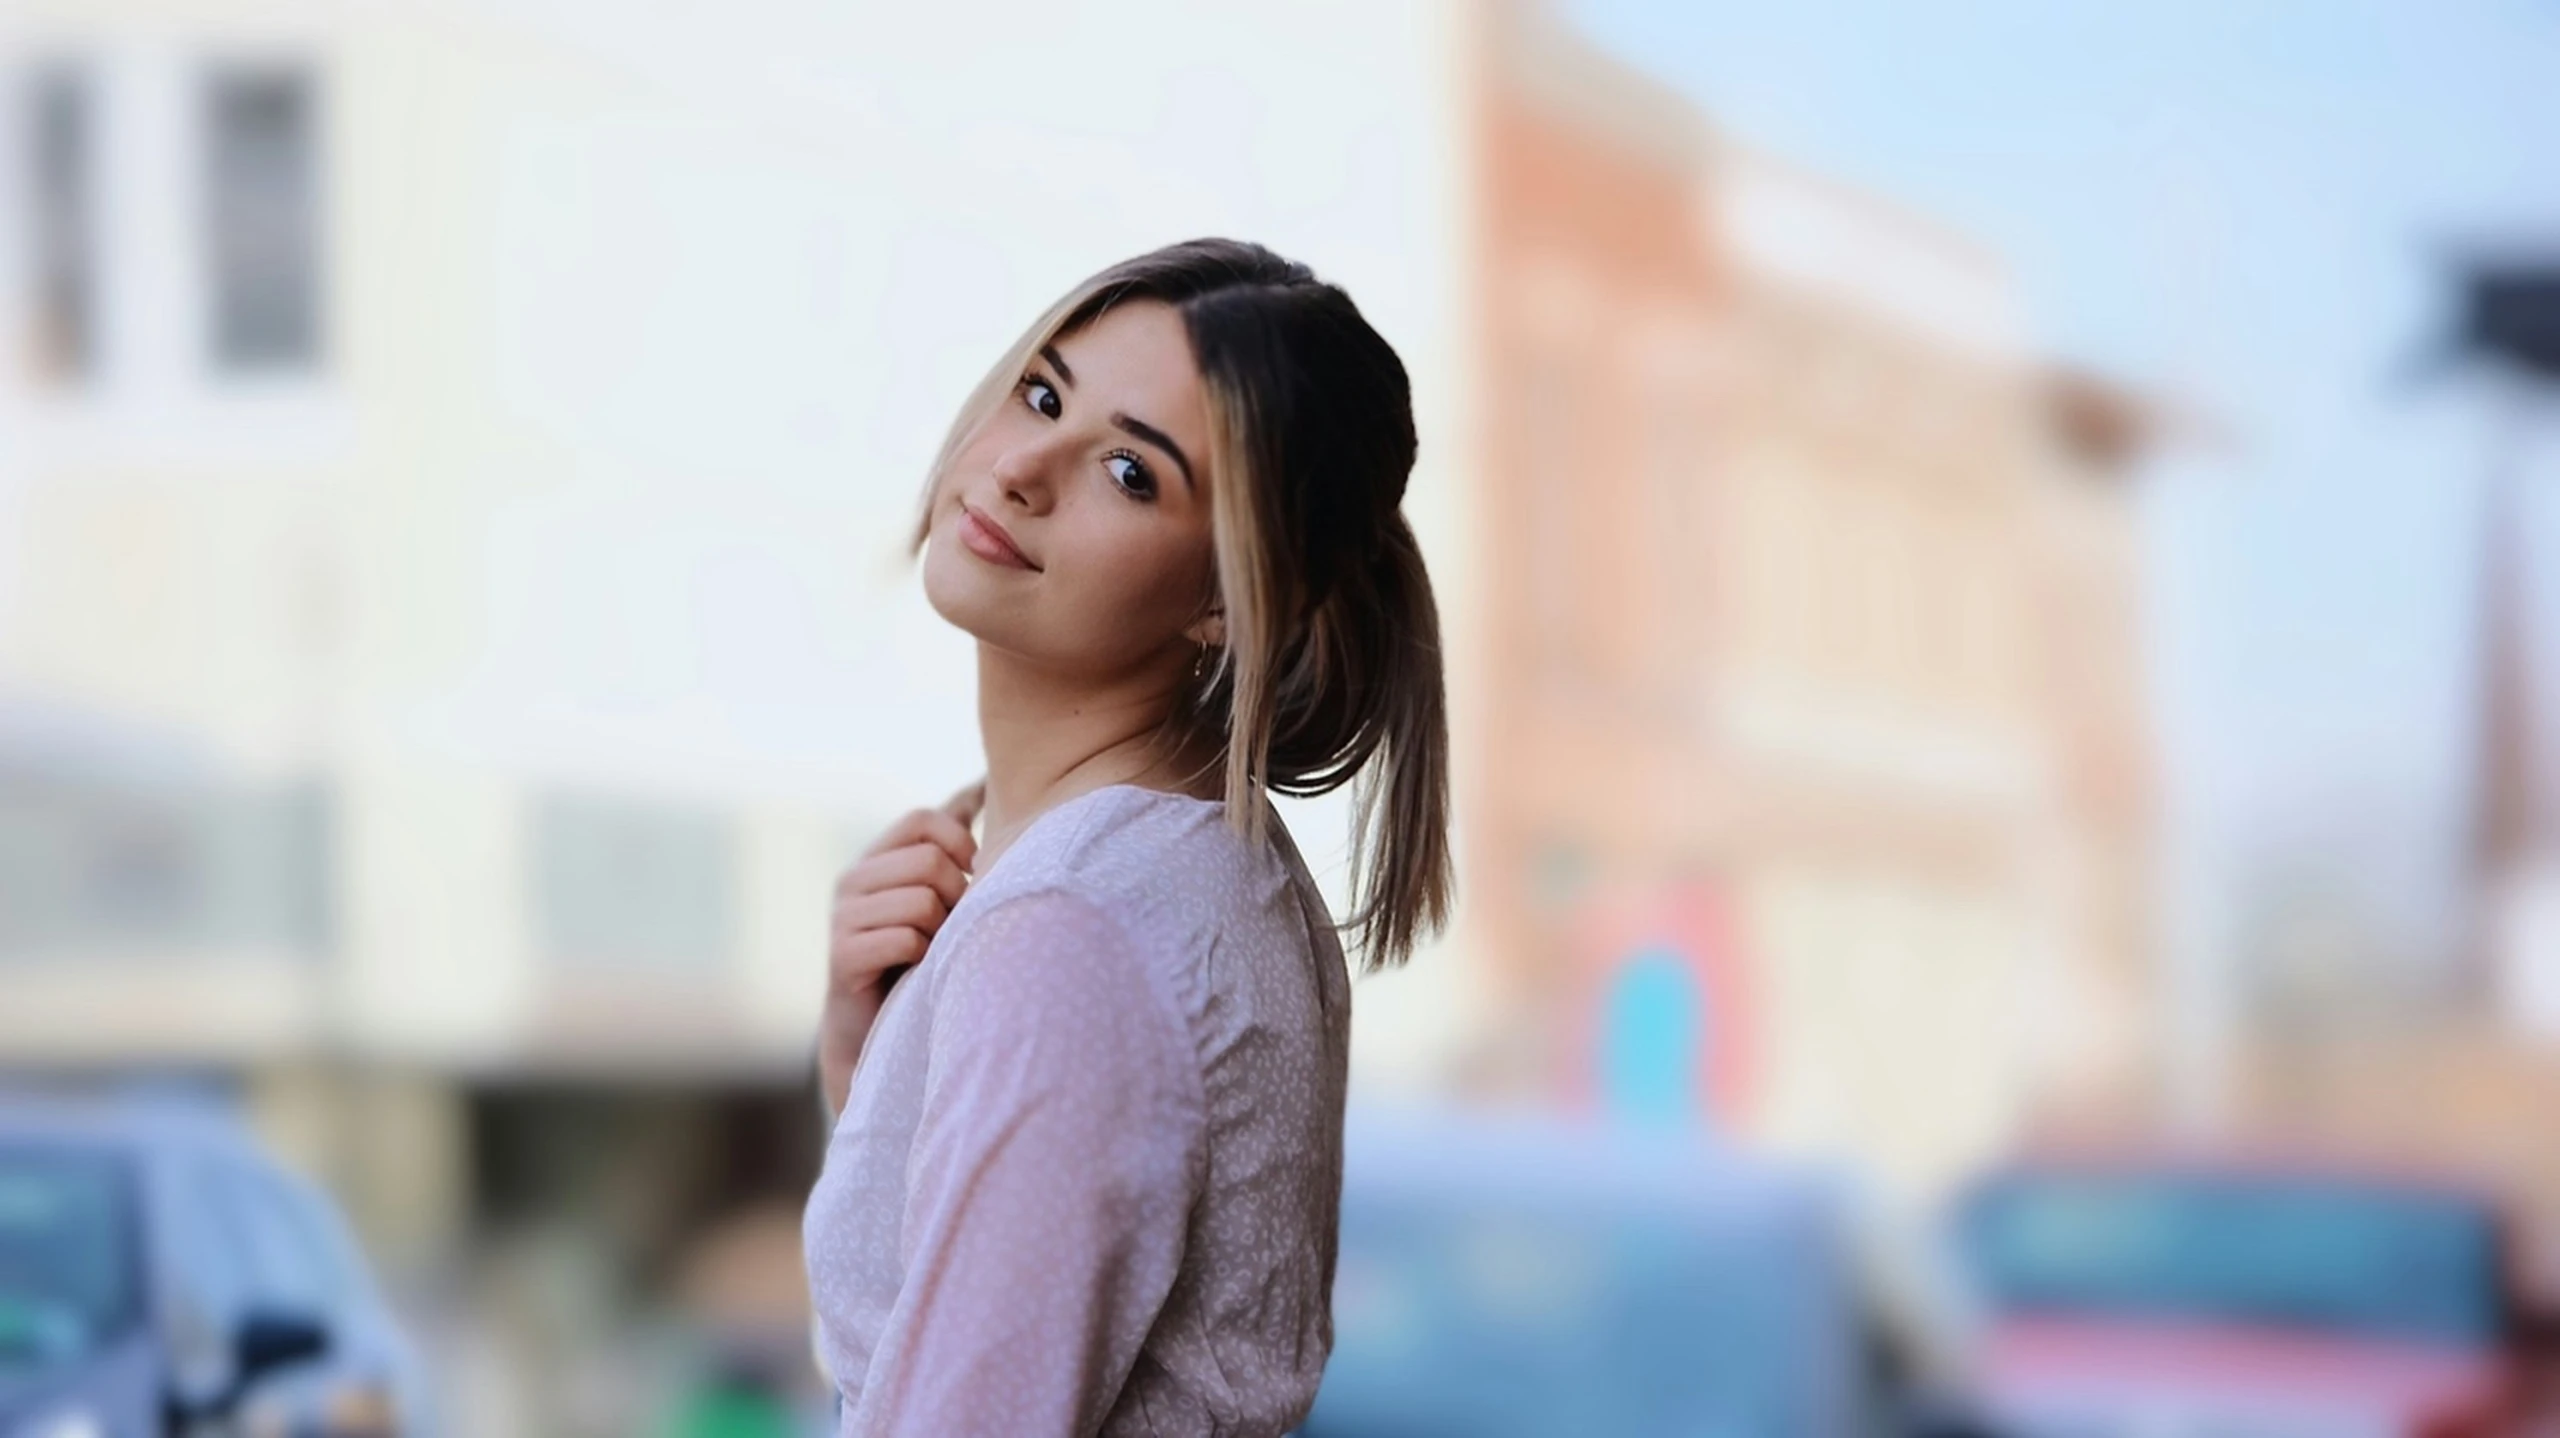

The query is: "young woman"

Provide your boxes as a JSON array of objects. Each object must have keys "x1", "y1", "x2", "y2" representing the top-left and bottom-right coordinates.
[{"x1": 802, "y1": 239, "x2": 1450, "y2": 1435}]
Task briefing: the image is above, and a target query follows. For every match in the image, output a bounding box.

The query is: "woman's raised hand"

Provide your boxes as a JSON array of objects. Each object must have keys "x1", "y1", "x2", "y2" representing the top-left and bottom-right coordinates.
[
  {"x1": 833, "y1": 783, "x2": 983, "y2": 992},
  {"x1": 820, "y1": 781, "x2": 984, "y2": 1114}
]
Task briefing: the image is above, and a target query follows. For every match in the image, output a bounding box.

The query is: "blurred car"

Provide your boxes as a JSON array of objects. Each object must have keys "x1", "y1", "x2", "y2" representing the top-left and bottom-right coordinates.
[
  {"x1": 1948, "y1": 1153, "x2": 2560, "y2": 1438},
  {"x1": 0, "y1": 1095, "x2": 427, "y2": 1438},
  {"x1": 1297, "y1": 1106, "x2": 1891, "y2": 1438}
]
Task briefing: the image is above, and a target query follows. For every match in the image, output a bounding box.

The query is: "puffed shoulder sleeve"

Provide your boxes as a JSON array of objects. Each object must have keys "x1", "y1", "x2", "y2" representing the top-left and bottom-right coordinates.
[{"x1": 842, "y1": 889, "x2": 1208, "y2": 1437}]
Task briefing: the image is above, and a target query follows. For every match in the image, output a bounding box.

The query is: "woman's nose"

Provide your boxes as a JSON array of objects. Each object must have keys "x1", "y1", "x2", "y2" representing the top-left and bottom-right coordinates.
[{"x1": 990, "y1": 437, "x2": 1063, "y2": 514}]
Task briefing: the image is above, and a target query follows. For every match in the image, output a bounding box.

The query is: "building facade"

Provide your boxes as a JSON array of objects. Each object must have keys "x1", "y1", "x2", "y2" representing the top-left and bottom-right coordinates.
[{"x1": 1458, "y1": 0, "x2": 2161, "y2": 1197}]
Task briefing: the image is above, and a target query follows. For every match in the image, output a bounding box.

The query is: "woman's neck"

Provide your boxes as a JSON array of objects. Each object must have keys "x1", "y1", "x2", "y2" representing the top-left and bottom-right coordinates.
[{"x1": 970, "y1": 643, "x2": 1220, "y2": 875}]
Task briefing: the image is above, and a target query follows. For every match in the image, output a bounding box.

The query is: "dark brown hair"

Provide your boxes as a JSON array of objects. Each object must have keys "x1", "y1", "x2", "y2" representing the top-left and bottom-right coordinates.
[{"x1": 913, "y1": 239, "x2": 1450, "y2": 969}]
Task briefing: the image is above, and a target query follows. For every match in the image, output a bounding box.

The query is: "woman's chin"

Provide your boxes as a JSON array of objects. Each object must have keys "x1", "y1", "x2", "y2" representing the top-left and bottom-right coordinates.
[
  {"x1": 921, "y1": 551, "x2": 1011, "y2": 641},
  {"x1": 920, "y1": 566, "x2": 979, "y2": 633}
]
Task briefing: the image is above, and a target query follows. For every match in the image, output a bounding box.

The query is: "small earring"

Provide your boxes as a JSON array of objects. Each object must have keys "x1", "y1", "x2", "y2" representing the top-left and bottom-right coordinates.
[{"x1": 1191, "y1": 639, "x2": 1208, "y2": 683}]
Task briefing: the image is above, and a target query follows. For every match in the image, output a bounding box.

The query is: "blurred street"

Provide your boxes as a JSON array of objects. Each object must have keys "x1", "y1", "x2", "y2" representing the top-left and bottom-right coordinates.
[{"x1": 5, "y1": 0, "x2": 2560, "y2": 1433}]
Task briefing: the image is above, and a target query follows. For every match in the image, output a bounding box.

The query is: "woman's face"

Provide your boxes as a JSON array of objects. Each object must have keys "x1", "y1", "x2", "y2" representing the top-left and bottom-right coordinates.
[{"x1": 922, "y1": 299, "x2": 1219, "y2": 680}]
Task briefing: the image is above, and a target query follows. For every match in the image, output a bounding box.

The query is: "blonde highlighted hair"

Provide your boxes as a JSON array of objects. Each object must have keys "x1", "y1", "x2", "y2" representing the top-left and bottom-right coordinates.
[{"x1": 911, "y1": 239, "x2": 1449, "y2": 969}]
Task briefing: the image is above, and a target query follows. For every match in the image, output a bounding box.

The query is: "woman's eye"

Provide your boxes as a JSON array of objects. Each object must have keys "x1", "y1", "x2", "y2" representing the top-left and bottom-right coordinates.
[
  {"x1": 1020, "y1": 375, "x2": 1061, "y2": 420},
  {"x1": 1104, "y1": 452, "x2": 1156, "y2": 500}
]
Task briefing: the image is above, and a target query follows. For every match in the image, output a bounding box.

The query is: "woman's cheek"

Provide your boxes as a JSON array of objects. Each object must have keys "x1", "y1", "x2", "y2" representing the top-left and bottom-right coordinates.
[{"x1": 1080, "y1": 534, "x2": 1200, "y2": 655}]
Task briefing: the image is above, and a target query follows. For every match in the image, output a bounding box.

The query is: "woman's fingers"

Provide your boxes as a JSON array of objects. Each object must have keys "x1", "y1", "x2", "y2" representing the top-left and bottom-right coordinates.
[
  {"x1": 915, "y1": 806, "x2": 977, "y2": 871},
  {"x1": 828, "y1": 926, "x2": 927, "y2": 997},
  {"x1": 839, "y1": 883, "x2": 958, "y2": 940},
  {"x1": 831, "y1": 788, "x2": 984, "y2": 1005},
  {"x1": 840, "y1": 842, "x2": 968, "y2": 910},
  {"x1": 860, "y1": 805, "x2": 977, "y2": 872},
  {"x1": 859, "y1": 807, "x2": 942, "y2": 860}
]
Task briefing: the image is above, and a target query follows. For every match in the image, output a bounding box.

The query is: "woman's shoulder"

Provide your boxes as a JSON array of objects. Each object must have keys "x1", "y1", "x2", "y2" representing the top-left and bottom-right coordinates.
[
  {"x1": 988, "y1": 783, "x2": 1260, "y2": 904},
  {"x1": 955, "y1": 783, "x2": 1309, "y2": 979}
]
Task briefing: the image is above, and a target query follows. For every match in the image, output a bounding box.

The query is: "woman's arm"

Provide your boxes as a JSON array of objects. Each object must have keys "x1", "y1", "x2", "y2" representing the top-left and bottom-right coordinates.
[{"x1": 843, "y1": 890, "x2": 1207, "y2": 1437}]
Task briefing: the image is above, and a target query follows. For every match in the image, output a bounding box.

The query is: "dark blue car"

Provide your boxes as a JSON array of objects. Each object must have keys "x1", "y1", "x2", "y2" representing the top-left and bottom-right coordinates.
[
  {"x1": 0, "y1": 1097, "x2": 427, "y2": 1438},
  {"x1": 1299, "y1": 1107, "x2": 1876, "y2": 1438}
]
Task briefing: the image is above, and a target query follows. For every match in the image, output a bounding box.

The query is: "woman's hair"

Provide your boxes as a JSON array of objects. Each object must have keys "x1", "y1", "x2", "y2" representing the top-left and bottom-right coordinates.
[{"x1": 913, "y1": 238, "x2": 1450, "y2": 970}]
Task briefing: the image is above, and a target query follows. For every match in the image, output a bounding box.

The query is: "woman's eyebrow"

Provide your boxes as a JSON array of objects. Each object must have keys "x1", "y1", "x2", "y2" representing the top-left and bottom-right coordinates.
[
  {"x1": 1113, "y1": 414, "x2": 1197, "y2": 493},
  {"x1": 1038, "y1": 344, "x2": 1076, "y2": 387}
]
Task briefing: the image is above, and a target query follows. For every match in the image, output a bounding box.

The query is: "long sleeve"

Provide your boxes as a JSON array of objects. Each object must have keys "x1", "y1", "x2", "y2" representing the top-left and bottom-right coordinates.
[{"x1": 842, "y1": 889, "x2": 1209, "y2": 1437}]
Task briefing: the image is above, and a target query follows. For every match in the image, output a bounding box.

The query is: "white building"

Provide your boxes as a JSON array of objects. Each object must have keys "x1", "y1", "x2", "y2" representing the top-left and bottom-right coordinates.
[
  {"x1": 0, "y1": 1, "x2": 1481, "y2": 1037},
  {"x1": 1, "y1": 3, "x2": 1480, "y2": 1425}
]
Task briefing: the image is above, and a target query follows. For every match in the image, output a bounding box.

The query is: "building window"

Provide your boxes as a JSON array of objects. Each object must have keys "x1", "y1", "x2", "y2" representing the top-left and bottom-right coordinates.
[
  {"x1": 204, "y1": 66, "x2": 321, "y2": 371},
  {"x1": 1644, "y1": 383, "x2": 1705, "y2": 685},
  {"x1": 533, "y1": 795, "x2": 737, "y2": 970},
  {"x1": 23, "y1": 63, "x2": 97, "y2": 383},
  {"x1": 1519, "y1": 351, "x2": 1583, "y2": 673},
  {"x1": 1529, "y1": 839, "x2": 1595, "y2": 918},
  {"x1": 0, "y1": 774, "x2": 333, "y2": 962}
]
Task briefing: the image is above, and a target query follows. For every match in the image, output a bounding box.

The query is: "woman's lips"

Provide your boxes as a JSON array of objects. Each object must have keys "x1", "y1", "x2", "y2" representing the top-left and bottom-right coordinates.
[{"x1": 956, "y1": 504, "x2": 1038, "y2": 570}]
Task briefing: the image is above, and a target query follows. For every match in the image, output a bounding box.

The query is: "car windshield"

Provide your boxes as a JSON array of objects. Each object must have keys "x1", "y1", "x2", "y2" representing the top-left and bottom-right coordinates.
[
  {"x1": 1961, "y1": 1171, "x2": 2502, "y2": 1348},
  {"x1": 0, "y1": 1145, "x2": 141, "y2": 1371}
]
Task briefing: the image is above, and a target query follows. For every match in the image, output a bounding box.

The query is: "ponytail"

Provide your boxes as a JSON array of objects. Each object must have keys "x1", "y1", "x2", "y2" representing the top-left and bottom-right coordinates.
[{"x1": 1339, "y1": 516, "x2": 1451, "y2": 970}]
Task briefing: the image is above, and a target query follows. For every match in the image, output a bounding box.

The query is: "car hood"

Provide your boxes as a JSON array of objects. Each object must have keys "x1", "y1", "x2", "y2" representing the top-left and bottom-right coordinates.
[
  {"x1": 1977, "y1": 1316, "x2": 2503, "y2": 1430},
  {"x1": 0, "y1": 1331, "x2": 159, "y2": 1434}
]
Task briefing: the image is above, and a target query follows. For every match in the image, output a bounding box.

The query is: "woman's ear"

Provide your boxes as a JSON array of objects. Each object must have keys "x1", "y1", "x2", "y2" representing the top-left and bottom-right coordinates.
[{"x1": 1185, "y1": 609, "x2": 1227, "y2": 650}]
